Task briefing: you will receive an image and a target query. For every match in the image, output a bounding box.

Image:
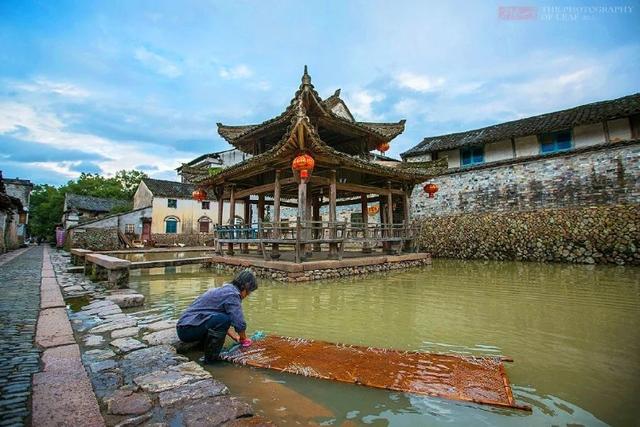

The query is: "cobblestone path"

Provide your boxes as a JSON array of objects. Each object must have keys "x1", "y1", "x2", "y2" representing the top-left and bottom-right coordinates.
[{"x1": 0, "y1": 247, "x2": 43, "y2": 426}]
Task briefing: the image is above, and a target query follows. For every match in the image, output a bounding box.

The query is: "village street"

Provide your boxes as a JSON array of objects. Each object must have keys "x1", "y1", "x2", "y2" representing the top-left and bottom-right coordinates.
[{"x1": 0, "y1": 247, "x2": 42, "y2": 425}]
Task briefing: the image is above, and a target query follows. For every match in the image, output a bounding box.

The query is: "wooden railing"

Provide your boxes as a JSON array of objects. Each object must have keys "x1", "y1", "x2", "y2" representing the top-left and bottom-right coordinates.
[{"x1": 215, "y1": 220, "x2": 417, "y2": 243}]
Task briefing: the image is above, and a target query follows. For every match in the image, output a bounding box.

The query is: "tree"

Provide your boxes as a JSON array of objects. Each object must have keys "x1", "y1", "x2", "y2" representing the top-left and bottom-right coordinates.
[
  {"x1": 28, "y1": 169, "x2": 148, "y2": 241},
  {"x1": 114, "y1": 170, "x2": 148, "y2": 198},
  {"x1": 29, "y1": 184, "x2": 65, "y2": 240}
]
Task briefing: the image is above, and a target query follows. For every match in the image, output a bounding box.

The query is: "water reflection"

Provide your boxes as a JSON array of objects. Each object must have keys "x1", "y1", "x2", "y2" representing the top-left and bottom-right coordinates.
[{"x1": 124, "y1": 260, "x2": 639, "y2": 426}]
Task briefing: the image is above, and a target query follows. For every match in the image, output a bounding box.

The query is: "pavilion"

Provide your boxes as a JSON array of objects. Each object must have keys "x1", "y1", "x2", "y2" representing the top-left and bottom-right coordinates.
[{"x1": 182, "y1": 67, "x2": 446, "y2": 263}]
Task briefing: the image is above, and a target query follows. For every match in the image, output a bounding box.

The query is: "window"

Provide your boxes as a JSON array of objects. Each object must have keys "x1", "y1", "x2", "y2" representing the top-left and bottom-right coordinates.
[
  {"x1": 202, "y1": 201, "x2": 210, "y2": 210},
  {"x1": 461, "y1": 146, "x2": 484, "y2": 167},
  {"x1": 198, "y1": 216, "x2": 211, "y2": 233},
  {"x1": 539, "y1": 130, "x2": 572, "y2": 153},
  {"x1": 167, "y1": 199, "x2": 177, "y2": 208},
  {"x1": 165, "y1": 218, "x2": 178, "y2": 233},
  {"x1": 125, "y1": 224, "x2": 135, "y2": 234}
]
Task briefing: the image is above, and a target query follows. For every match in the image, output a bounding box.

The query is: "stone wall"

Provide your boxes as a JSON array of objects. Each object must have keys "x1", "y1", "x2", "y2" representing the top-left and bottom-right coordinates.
[
  {"x1": 69, "y1": 228, "x2": 120, "y2": 251},
  {"x1": 207, "y1": 256, "x2": 432, "y2": 282},
  {"x1": 411, "y1": 141, "x2": 639, "y2": 217},
  {"x1": 410, "y1": 142, "x2": 639, "y2": 266},
  {"x1": 417, "y1": 204, "x2": 639, "y2": 265},
  {"x1": 150, "y1": 233, "x2": 215, "y2": 247}
]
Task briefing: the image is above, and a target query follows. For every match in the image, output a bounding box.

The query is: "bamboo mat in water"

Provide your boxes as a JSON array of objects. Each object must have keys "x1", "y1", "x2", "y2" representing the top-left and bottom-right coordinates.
[{"x1": 220, "y1": 335, "x2": 530, "y2": 411}]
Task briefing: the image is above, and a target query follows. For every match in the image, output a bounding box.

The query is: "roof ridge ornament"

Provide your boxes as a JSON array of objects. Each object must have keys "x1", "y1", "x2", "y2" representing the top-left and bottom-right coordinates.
[{"x1": 301, "y1": 65, "x2": 312, "y2": 87}]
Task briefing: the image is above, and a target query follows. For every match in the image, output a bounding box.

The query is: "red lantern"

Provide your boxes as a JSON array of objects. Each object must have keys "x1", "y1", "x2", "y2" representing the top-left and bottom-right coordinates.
[
  {"x1": 423, "y1": 183, "x2": 438, "y2": 198},
  {"x1": 192, "y1": 189, "x2": 207, "y2": 202},
  {"x1": 292, "y1": 153, "x2": 315, "y2": 180},
  {"x1": 377, "y1": 142, "x2": 390, "y2": 154}
]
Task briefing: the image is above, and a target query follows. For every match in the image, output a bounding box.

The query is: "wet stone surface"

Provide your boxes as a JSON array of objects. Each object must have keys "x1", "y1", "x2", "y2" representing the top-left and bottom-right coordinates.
[
  {"x1": 50, "y1": 249, "x2": 264, "y2": 426},
  {"x1": 0, "y1": 247, "x2": 42, "y2": 426}
]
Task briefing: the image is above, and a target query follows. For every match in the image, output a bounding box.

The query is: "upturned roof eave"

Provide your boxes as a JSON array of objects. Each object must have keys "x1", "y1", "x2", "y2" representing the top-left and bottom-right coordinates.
[{"x1": 190, "y1": 116, "x2": 442, "y2": 188}]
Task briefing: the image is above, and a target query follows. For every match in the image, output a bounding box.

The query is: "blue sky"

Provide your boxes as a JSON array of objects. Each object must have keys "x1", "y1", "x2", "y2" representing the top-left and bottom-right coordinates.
[{"x1": 1, "y1": 0, "x2": 639, "y2": 185}]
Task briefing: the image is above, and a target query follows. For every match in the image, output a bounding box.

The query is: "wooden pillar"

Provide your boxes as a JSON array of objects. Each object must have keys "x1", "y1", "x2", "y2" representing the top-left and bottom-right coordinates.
[
  {"x1": 328, "y1": 170, "x2": 338, "y2": 259},
  {"x1": 361, "y1": 193, "x2": 371, "y2": 253},
  {"x1": 380, "y1": 194, "x2": 389, "y2": 252},
  {"x1": 217, "y1": 194, "x2": 224, "y2": 226},
  {"x1": 386, "y1": 182, "x2": 395, "y2": 254},
  {"x1": 227, "y1": 185, "x2": 235, "y2": 256},
  {"x1": 216, "y1": 194, "x2": 224, "y2": 255},
  {"x1": 305, "y1": 186, "x2": 313, "y2": 257},
  {"x1": 241, "y1": 198, "x2": 250, "y2": 253},
  {"x1": 272, "y1": 170, "x2": 281, "y2": 259},
  {"x1": 257, "y1": 194, "x2": 265, "y2": 222},
  {"x1": 312, "y1": 195, "x2": 321, "y2": 252},
  {"x1": 402, "y1": 189, "x2": 411, "y2": 253},
  {"x1": 297, "y1": 178, "x2": 307, "y2": 262}
]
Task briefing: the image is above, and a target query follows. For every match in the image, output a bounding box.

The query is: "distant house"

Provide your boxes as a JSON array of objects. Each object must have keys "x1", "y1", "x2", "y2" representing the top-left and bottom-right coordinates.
[
  {"x1": 402, "y1": 93, "x2": 640, "y2": 169},
  {"x1": 133, "y1": 178, "x2": 243, "y2": 237},
  {"x1": 66, "y1": 206, "x2": 153, "y2": 249},
  {"x1": 0, "y1": 175, "x2": 33, "y2": 251},
  {"x1": 177, "y1": 148, "x2": 250, "y2": 183},
  {"x1": 62, "y1": 193, "x2": 130, "y2": 229},
  {"x1": 401, "y1": 93, "x2": 640, "y2": 218}
]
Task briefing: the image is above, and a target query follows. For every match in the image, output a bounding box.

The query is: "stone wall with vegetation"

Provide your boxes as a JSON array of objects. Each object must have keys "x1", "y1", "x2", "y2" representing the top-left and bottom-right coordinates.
[
  {"x1": 417, "y1": 204, "x2": 639, "y2": 265},
  {"x1": 68, "y1": 228, "x2": 120, "y2": 251}
]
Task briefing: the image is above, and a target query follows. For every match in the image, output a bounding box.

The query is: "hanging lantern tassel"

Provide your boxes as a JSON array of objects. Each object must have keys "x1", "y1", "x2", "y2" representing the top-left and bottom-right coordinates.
[
  {"x1": 292, "y1": 153, "x2": 315, "y2": 181},
  {"x1": 423, "y1": 183, "x2": 439, "y2": 198}
]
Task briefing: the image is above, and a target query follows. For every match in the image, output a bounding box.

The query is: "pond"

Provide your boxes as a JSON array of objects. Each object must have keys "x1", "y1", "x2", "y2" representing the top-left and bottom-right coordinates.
[
  {"x1": 126, "y1": 260, "x2": 640, "y2": 426},
  {"x1": 111, "y1": 250, "x2": 215, "y2": 262}
]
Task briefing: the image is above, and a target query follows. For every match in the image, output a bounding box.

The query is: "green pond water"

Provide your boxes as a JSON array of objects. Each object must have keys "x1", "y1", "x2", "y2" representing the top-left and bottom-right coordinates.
[
  {"x1": 126, "y1": 260, "x2": 640, "y2": 426},
  {"x1": 112, "y1": 250, "x2": 214, "y2": 262}
]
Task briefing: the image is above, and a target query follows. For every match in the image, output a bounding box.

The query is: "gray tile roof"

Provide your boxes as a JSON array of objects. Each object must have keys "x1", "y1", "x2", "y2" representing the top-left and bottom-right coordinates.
[
  {"x1": 65, "y1": 193, "x2": 129, "y2": 213},
  {"x1": 142, "y1": 178, "x2": 196, "y2": 199},
  {"x1": 401, "y1": 93, "x2": 640, "y2": 158}
]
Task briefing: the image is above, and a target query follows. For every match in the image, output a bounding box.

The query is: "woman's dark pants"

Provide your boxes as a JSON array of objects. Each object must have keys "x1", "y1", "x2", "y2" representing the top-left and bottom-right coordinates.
[{"x1": 176, "y1": 313, "x2": 231, "y2": 363}]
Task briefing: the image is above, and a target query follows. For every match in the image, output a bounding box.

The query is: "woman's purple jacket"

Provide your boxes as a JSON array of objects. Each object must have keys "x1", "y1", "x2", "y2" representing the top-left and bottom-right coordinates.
[{"x1": 177, "y1": 284, "x2": 246, "y2": 332}]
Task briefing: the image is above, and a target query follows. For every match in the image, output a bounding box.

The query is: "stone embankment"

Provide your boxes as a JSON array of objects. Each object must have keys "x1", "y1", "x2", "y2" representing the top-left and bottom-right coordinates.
[
  {"x1": 417, "y1": 204, "x2": 639, "y2": 265},
  {"x1": 41, "y1": 248, "x2": 272, "y2": 426},
  {"x1": 207, "y1": 253, "x2": 432, "y2": 282}
]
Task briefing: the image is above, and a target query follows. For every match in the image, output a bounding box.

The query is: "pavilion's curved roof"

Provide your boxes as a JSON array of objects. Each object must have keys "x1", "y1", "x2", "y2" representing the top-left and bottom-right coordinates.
[
  {"x1": 216, "y1": 67, "x2": 406, "y2": 153},
  {"x1": 183, "y1": 113, "x2": 446, "y2": 189}
]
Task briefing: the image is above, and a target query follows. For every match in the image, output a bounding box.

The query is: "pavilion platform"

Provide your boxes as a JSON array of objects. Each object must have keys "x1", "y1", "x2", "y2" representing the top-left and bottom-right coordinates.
[{"x1": 205, "y1": 250, "x2": 432, "y2": 282}]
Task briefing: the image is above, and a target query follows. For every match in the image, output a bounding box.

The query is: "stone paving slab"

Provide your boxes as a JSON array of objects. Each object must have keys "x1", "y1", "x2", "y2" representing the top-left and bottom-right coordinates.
[
  {"x1": 40, "y1": 344, "x2": 84, "y2": 373},
  {"x1": 31, "y1": 246, "x2": 106, "y2": 427},
  {"x1": 32, "y1": 370, "x2": 105, "y2": 427},
  {"x1": 35, "y1": 307, "x2": 76, "y2": 348},
  {"x1": 41, "y1": 282, "x2": 65, "y2": 309}
]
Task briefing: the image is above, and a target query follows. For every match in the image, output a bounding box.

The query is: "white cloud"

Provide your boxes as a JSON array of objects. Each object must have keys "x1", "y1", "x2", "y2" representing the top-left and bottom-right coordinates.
[
  {"x1": 219, "y1": 64, "x2": 253, "y2": 80},
  {"x1": 344, "y1": 89, "x2": 385, "y2": 121},
  {"x1": 14, "y1": 79, "x2": 90, "y2": 98},
  {"x1": 393, "y1": 98, "x2": 420, "y2": 116},
  {"x1": 134, "y1": 47, "x2": 182, "y2": 78},
  {"x1": 395, "y1": 72, "x2": 445, "y2": 93},
  {"x1": 0, "y1": 101, "x2": 189, "y2": 179}
]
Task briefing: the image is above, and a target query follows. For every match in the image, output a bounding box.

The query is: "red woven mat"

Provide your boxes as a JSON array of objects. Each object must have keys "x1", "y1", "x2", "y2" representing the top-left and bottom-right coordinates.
[{"x1": 221, "y1": 335, "x2": 530, "y2": 410}]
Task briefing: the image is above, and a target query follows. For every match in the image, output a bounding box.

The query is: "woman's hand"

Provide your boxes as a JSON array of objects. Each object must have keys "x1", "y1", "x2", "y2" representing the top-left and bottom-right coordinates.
[
  {"x1": 227, "y1": 328, "x2": 241, "y2": 342},
  {"x1": 240, "y1": 338, "x2": 252, "y2": 348}
]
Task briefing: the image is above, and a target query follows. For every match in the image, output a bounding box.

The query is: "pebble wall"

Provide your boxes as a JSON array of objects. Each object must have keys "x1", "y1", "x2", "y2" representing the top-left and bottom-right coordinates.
[{"x1": 417, "y1": 204, "x2": 639, "y2": 265}]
